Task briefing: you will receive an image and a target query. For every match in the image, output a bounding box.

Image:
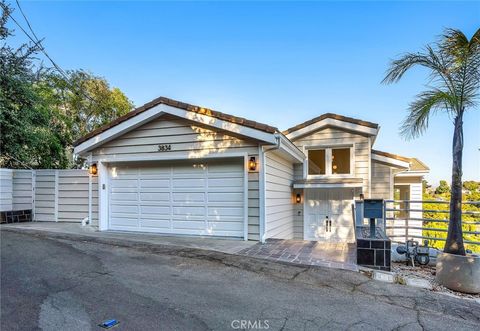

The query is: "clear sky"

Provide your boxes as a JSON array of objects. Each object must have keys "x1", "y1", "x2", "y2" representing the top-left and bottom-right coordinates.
[{"x1": 7, "y1": 1, "x2": 480, "y2": 185}]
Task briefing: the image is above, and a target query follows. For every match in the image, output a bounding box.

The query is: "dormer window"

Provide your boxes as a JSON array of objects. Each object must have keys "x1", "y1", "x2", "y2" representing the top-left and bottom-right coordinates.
[{"x1": 306, "y1": 146, "x2": 353, "y2": 177}]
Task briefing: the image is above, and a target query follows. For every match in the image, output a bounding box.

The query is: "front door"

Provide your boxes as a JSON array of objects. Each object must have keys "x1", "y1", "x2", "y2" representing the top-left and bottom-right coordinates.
[{"x1": 304, "y1": 188, "x2": 355, "y2": 242}]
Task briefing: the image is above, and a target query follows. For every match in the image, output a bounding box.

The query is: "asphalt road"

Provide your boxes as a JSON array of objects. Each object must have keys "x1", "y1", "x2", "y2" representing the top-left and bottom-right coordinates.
[{"x1": 1, "y1": 230, "x2": 479, "y2": 331}]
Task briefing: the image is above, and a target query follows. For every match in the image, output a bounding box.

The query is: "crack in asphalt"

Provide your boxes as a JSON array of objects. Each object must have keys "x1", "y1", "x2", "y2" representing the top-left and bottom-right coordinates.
[{"x1": 3, "y1": 229, "x2": 479, "y2": 331}]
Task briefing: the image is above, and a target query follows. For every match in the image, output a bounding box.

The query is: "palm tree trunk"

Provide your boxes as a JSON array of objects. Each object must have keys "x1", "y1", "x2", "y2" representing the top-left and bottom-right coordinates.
[{"x1": 444, "y1": 111, "x2": 465, "y2": 255}]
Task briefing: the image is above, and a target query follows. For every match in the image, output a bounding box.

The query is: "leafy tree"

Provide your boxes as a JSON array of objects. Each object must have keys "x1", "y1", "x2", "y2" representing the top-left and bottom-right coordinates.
[
  {"x1": 383, "y1": 28, "x2": 480, "y2": 256},
  {"x1": 435, "y1": 180, "x2": 450, "y2": 195},
  {"x1": 0, "y1": 2, "x2": 68, "y2": 168},
  {"x1": 41, "y1": 70, "x2": 134, "y2": 166},
  {"x1": 463, "y1": 180, "x2": 479, "y2": 193},
  {"x1": 0, "y1": 2, "x2": 134, "y2": 168}
]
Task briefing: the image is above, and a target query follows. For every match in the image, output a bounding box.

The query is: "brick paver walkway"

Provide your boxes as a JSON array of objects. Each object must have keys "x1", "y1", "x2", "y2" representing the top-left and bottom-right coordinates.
[{"x1": 238, "y1": 239, "x2": 357, "y2": 271}]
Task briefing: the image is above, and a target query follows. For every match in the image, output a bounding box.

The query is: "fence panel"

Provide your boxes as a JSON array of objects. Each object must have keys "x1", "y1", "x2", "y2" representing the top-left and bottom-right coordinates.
[
  {"x1": 385, "y1": 199, "x2": 480, "y2": 251},
  {"x1": 34, "y1": 170, "x2": 56, "y2": 221},
  {"x1": 0, "y1": 169, "x2": 13, "y2": 212},
  {"x1": 12, "y1": 170, "x2": 34, "y2": 211}
]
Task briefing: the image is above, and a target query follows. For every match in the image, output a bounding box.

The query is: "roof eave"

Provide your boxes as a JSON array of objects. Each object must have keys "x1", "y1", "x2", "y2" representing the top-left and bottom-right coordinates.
[
  {"x1": 74, "y1": 103, "x2": 278, "y2": 157},
  {"x1": 285, "y1": 117, "x2": 379, "y2": 141}
]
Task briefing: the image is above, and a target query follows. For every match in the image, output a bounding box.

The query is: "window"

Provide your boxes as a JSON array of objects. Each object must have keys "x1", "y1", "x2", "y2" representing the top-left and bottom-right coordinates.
[
  {"x1": 331, "y1": 148, "x2": 350, "y2": 174},
  {"x1": 306, "y1": 146, "x2": 352, "y2": 176},
  {"x1": 308, "y1": 149, "x2": 326, "y2": 175}
]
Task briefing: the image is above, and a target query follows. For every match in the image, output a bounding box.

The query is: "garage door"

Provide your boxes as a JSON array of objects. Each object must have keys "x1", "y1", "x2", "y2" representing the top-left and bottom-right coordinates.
[{"x1": 108, "y1": 159, "x2": 245, "y2": 237}]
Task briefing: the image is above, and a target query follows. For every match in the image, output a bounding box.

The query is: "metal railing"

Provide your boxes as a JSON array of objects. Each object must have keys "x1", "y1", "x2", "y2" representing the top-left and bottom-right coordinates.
[{"x1": 384, "y1": 200, "x2": 480, "y2": 248}]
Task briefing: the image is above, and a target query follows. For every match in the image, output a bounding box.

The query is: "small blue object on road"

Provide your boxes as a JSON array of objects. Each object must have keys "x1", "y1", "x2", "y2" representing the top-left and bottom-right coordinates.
[{"x1": 98, "y1": 319, "x2": 119, "y2": 329}]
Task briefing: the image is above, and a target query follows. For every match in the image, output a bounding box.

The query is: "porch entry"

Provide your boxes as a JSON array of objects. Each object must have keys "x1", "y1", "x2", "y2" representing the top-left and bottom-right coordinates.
[{"x1": 304, "y1": 188, "x2": 355, "y2": 242}]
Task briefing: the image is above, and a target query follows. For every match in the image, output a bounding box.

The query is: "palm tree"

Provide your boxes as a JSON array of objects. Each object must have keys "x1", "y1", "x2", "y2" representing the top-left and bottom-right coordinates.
[{"x1": 382, "y1": 28, "x2": 480, "y2": 256}]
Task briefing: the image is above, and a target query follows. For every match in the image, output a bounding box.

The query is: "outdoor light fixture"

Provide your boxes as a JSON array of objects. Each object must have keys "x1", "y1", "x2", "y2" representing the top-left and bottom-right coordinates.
[
  {"x1": 296, "y1": 193, "x2": 302, "y2": 204},
  {"x1": 248, "y1": 157, "x2": 257, "y2": 171},
  {"x1": 89, "y1": 163, "x2": 98, "y2": 176},
  {"x1": 359, "y1": 193, "x2": 364, "y2": 200}
]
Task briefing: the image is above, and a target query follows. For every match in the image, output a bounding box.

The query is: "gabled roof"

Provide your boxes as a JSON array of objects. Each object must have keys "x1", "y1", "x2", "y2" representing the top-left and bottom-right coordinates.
[
  {"x1": 372, "y1": 150, "x2": 429, "y2": 172},
  {"x1": 408, "y1": 158, "x2": 430, "y2": 171},
  {"x1": 372, "y1": 150, "x2": 411, "y2": 163},
  {"x1": 73, "y1": 96, "x2": 278, "y2": 147},
  {"x1": 282, "y1": 113, "x2": 380, "y2": 141},
  {"x1": 283, "y1": 113, "x2": 379, "y2": 135}
]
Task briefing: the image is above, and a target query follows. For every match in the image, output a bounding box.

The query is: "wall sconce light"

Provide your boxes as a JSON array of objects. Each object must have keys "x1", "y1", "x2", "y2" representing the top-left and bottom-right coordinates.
[
  {"x1": 248, "y1": 157, "x2": 257, "y2": 171},
  {"x1": 359, "y1": 193, "x2": 364, "y2": 200},
  {"x1": 89, "y1": 163, "x2": 98, "y2": 176},
  {"x1": 296, "y1": 193, "x2": 302, "y2": 204}
]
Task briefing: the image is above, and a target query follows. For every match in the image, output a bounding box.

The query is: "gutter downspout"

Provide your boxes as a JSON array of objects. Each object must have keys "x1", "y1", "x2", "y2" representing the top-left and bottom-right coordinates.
[{"x1": 259, "y1": 135, "x2": 281, "y2": 243}]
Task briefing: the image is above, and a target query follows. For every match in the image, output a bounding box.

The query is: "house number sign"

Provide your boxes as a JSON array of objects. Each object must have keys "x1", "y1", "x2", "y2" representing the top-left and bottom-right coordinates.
[{"x1": 158, "y1": 144, "x2": 172, "y2": 152}]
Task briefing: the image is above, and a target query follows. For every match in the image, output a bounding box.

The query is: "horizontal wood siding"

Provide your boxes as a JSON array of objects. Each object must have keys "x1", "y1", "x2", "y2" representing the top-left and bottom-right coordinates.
[
  {"x1": 58, "y1": 170, "x2": 98, "y2": 223},
  {"x1": 34, "y1": 170, "x2": 55, "y2": 221},
  {"x1": 0, "y1": 169, "x2": 99, "y2": 224},
  {"x1": 265, "y1": 151, "x2": 295, "y2": 239},
  {"x1": 0, "y1": 169, "x2": 13, "y2": 212},
  {"x1": 371, "y1": 161, "x2": 392, "y2": 199},
  {"x1": 92, "y1": 117, "x2": 259, "y2": 161},
  {"x1": 292, "y1": 127, "x2": 371, "y2": 196},
  {"x1": 293, "y1": 194, "x2": 304, "y2": 239},
  {"x1": 248, "y1": 170, "x2": 260, "y2": 240},
  {"x1": 13, "y1": 170, "x2": 33, "y2": 211}
]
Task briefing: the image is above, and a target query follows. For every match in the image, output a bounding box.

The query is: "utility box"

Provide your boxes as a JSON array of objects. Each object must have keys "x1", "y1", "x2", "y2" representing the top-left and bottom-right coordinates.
[{"x1": 363, "y1": 199, "x2": 384, "y2": 219}]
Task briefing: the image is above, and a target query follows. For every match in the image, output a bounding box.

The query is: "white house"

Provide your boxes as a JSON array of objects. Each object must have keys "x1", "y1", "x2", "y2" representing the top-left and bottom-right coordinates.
[{"x1": 72, "y1": 96, "x2": 429, "y2": 242}]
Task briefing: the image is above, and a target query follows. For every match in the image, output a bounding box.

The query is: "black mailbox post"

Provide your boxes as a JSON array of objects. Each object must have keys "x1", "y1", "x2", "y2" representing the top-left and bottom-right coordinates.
[{"x1": 363, "y1": 199, "x2": 384, "y2": 238}]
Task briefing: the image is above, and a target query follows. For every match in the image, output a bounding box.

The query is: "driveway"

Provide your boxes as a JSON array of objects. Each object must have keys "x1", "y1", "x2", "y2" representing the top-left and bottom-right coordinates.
[{"x1": 1, "y1": 230, "x2": 479, "y2": 331}]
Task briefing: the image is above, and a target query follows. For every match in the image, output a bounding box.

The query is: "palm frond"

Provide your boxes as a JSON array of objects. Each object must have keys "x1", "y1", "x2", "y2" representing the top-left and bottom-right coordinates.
[{"x1": 400, "y1": 89, "x2": 455, "y2": 139}]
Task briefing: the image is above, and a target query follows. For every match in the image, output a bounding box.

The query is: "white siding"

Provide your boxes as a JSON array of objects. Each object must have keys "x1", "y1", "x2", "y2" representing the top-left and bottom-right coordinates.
[
  {"x1": 371, "y1": 161, "x2": 392, "y2": 199},
  {"x1": 248, "y1": 170, "x2": 260, "y2": 240},
  {"x1": 265, "y1": 151, "x2": 295, "y2": 239},
  {"x1": 1, "y1": 169, "x2": 98, "y2": 224},
  {"x1": 34, "y1": 170, "x2": 56, "y2": 221},
  {"x1": 0, "y1": 169, "x2": 13, "y2": 212},
  {"x1": 92, "y1": 116, "x2": 259, "y2": 161},
  {"x1": 90, "y1": 115, "x2": 261, "y2": 239},
  {"x1": 12, "y1": 170, "x2": 33, "y2": 211},
  {"x1": 291, "y1": 127, "x2": 371, "y2": 196},
  {"x1": 58, "y1": 170, "x2": 98, "y2": 223}
]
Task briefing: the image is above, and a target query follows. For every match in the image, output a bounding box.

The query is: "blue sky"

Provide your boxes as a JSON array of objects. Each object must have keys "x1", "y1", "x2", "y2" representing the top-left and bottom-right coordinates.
[{"x1": 7, "y1": 1, "x2": 480, "y2": 185}]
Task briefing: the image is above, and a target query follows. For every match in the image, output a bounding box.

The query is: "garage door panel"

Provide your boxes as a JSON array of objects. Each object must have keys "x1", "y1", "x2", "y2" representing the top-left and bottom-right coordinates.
[
  {"x1": 110, "y1": 217, "x2": 138, "y2": 227},
  {"x1": 208, "y1": 162, "x2": 243, "y2": 172},
  {"x1": 139, "y1": 167, "x2": 171, "y2": 175},
  {"x1": 208, "y1": 192, "x2": 243, "y2": 202},
  {"x1": 140, "y1": 205, "x2": 170, "y2": 215},
  {"x1": 172, "y1": 192, "x2": 205, "y2": 202},
  {"x1": 207, "y1": 221, "x2": 243, "y2": 230},
  {"x1": 139, "y1": 179, "x2": 169, "y2": 187},
  {"x1": 109, "y1": 159, "x2": 244, "y2": 237},
  {"x1": 172, "y1": 220, "x2": 207, "y2": 230},
  {"x1": 110, "y1": 179, "x2": 138, "y2": 188},
  {"x1": 139, "y1": 220, "x2": 171, "y2": 229},
  {"x1": 110, "y1": 192, "x2": 138, "y2": 201},
  {"x1": 139, "y1": 192, "x2": 170, "y2": 201},
  {"x1": 208, "y1": 207, "x2": 243, "y2": 217},
  {"x1": 208, "y1": 177, "x2": 243, "y2": 188},
  {"x1": 110, "y1": 205, "x2": 139, "y2": 213},
  {"x1": 172, "y1": 178, "x2": 205, "y2": 188},
  {"x1": 173, "y1": 206, "x2": 205, "y2": 216},
  {"x1": 111, "y1": 187, "x2": 138, "y2": 193}
]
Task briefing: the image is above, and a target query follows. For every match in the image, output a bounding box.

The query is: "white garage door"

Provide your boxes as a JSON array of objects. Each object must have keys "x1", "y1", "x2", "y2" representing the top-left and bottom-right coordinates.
[{"x1": 108, "y1": 159, "x2": 245, "y2": 237}]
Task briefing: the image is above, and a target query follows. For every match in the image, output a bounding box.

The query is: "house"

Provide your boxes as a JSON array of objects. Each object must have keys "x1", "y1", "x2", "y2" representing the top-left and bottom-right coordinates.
[{"x1": 72, "y1": 96, "x2": 429, "y2": 242}]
